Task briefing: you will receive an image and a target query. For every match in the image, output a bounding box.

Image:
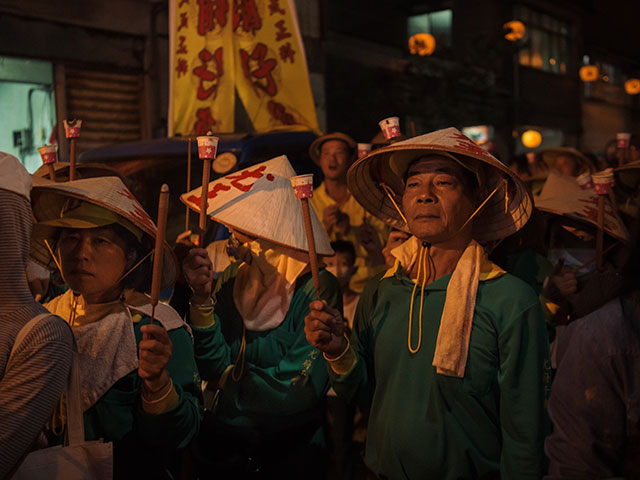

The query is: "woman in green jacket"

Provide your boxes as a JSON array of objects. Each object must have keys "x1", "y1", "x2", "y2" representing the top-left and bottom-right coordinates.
[{"x1": 30, "y1": 176, "x2": 203, "y2": 480}]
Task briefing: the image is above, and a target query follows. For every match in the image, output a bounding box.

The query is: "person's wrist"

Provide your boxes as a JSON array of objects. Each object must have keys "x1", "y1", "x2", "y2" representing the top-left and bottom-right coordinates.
[
  {"x1": 143, "y1": 370, "x2": 170, "y2": 396},
  {"x1": 324, "y1": 335, "x2": 348, "y2": 360}
]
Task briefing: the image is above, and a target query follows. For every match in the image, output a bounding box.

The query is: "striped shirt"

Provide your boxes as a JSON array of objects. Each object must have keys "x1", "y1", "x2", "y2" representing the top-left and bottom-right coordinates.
[{"x1": 0, "y1": 191, "x2": 73, "y2": 478}]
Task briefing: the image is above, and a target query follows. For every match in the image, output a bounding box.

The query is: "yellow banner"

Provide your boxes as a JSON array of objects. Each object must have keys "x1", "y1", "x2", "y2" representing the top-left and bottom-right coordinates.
[
  {"x1": 169, "y1": 0, "x2": 319, "y2": 136},
  {"x1": 169, "y1": 0, "x2": 235, "y2": 135}
]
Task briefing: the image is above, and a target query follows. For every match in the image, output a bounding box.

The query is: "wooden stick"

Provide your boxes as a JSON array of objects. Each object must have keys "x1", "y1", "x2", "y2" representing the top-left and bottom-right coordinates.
[
  {"x1": 47, "y1": 164, "x2": 57, "y2": 182},
  {"x1": 596, "y1": 195, "x2": 605, "y2": 270},
  {"x1": 300, "y1": 198, "x2": 321, "y2": 300},
  {"x1": 199, "y1": 158, "x2": 212, "y2": 247},
  {"x1": 410, "y1": 121, "x2": 416, "y2": 137},
  {"x1": 185, "y1": 137, "x2": 192, "y2": 232},
  {"x1": 69, "y1": 137, "x2": 77, "y2": 181},
  {"x1": 150, "y1": 184, "x2": 170, "y2": 323}
]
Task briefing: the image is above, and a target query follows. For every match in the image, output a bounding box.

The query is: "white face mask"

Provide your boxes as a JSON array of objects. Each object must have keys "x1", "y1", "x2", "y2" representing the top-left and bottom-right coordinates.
[{"x1": 547, "y1": 248, "x2": 595, "y2": 281}]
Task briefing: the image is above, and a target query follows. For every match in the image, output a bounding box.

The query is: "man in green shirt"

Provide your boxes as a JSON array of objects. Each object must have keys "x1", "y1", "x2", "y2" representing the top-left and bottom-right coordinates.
[{"x1": 305, "y1": 128, "x2": 551, "y2": 479}]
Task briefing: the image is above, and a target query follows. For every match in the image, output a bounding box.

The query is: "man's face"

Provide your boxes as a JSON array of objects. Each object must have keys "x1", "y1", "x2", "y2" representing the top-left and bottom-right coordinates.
[
  {"x1": 319, "y1": 140, "x2": 352, "y2": 180},
  {"x1": 401, "y1": 156, "x2": 476, "y2": 243}
]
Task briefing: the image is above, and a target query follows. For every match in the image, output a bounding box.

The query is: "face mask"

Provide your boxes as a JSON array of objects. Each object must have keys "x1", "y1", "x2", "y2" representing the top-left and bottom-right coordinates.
[{"x1": 547, "y1": 248, "x2": 595, "y2": 282}]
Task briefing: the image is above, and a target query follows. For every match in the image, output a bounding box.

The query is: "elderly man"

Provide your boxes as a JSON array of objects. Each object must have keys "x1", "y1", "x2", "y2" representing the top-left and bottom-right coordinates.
[
  {"x1": 309, "y1": 132, "x2": 388, "y2": 292},
  {"x1": 305, "y1": 128, "x2": 551, "y2": 479}
]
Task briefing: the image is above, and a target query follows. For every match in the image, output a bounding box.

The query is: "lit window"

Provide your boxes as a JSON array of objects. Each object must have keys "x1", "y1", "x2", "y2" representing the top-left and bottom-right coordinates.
[
  {"x1": 515, "y1": 4, "x2": 572, "y2": 75},
  {"x1": 408, "y1": 9, "x2": 452, "y2": 48}
]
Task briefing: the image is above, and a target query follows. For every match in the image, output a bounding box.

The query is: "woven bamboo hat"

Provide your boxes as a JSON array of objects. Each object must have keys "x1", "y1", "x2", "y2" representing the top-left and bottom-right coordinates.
[
  {"x1": 309, "y1": 132, "x2": 357, "y2": 165},
  {"x1": 33, "y1": 162, "x2": 124, "y2": 182},
  {"x1": 30, "y1": 176, "x2": 178, "y2": 290},
  {"x1": 181, "y1": 155, "x2": 333, "y2": 256},
  {"x1": 538, "y1": 147, "x2": 595, "y2": 175},
  {"x1": 347, "y1": 127, "x2": 533, "y2": 243},
  {"x1": 535, "y1": 170, "x2": 629, "y2": 242}
]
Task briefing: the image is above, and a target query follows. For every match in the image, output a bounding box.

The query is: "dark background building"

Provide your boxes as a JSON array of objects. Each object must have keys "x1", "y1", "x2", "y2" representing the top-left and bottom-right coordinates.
[{"x1": 1, "y1": 0, "x2": 639, "y2": 170}]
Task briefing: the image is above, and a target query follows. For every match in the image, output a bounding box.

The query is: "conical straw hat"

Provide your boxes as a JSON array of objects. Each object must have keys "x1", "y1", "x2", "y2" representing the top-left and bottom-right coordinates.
[
  {"x1": 180, "y1": 155, "x2": 333, "y2": 256},
  {"x1": 33, "y1": 161, "x2": 124, "y2": 182},
  {"x1": 30, "y1": 175, "x2": 178, "y2": 290},
  {"x1": 537, "y1": 147, "x2": 595, "y2": 174},
  {"x1": 347, "y1": 127, "x2": 533, "y2": 243},
  {"x1": 535, "y1": 170, "x2": 629, "y2": 242}
]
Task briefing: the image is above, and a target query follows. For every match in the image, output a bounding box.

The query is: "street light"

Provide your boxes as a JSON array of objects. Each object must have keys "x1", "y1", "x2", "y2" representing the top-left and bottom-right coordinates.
[
  {"x1": 503, "y1": 20, "x2": 526, "y2": 42},
  {"x1": 408, "y1": 33, "x2": 436, "y2": 56},
  {"x1": 579, "y1": 65, "x2": 599, "y2": 82},
  {"x1": 521, "y1": 129, "x2": 542, "y2": 148},
  {"x1": 624, "y1": 78, "x2": 640, "y2": 95}
]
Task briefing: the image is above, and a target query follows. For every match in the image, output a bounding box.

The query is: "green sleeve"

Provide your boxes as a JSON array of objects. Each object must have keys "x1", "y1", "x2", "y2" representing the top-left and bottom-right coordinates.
[
  {"x1": 195, "y1": 269, "x2": 341, "y2": 418},
  {"x1": 498, "y1": 300, "x2": 552, "y2": 479},
  {"x1": 329, "y1": 273, "x2": 382, "y2": 409},
  {"x1": 136, "y1": 319, "x2": 204, "y2": 450}
]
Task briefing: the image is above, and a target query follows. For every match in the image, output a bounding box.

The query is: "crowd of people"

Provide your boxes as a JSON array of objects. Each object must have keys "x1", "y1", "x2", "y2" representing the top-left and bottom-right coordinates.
[{"x1": 0, "y1": 123, "x2": 639, "y2": 480}]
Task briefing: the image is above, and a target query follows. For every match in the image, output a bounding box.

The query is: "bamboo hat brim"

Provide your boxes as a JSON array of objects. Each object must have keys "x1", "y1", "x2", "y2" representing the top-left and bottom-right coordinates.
[
  {"x1": 30, "y1": 176, "x2": 178, "y2": 291},
  {"x1": 347, "y1": 127, "x2": 533, "y2": 243},
  {"x1": 180, "y1": 155, "x2": 333, "y2": 256},
  {"x1": 535, "y1": 171, "x2": 629, "y2": 242},
  {"x1": 309, "y1": 132, "x2": 357, "y2": 165}
]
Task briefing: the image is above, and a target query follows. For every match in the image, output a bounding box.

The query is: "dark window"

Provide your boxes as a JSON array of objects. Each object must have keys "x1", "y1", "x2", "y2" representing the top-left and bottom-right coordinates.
[{"x1": 407, "y1": 9, "x2": 452, "y2": 48}]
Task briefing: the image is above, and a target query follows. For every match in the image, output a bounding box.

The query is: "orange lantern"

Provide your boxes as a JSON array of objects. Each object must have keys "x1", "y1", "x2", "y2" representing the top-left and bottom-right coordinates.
[
  {"x1": 409, "y1": 33, "x2": 436, "y2": 56},
  {"x1": 521, "y1": 129, "x2": 542, "y2": 149},
  {"x1": 579, "y1": 65, "x2": 599, "y2": 82},
  {"x1": 624, "y1": 78, "x2": 640, "y2": 95},
  {"x1": 503, "y1": 20, "x2": 526, "y2": 42}
]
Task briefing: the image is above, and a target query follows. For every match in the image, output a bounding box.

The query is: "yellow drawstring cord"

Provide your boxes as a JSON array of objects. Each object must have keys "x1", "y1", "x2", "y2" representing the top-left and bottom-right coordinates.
[
  {"x1": 231, "y1": 326, "x2": 247, "y2": 383},
  {"x1": 408, "y1": 244, "x2": 431, "y2": 353},
  {"x1": 381, "y1": 183, "x2": 408, "y2": 224},
  {"x1": 456, "y1": 184, "x2": 501, "y2": 234},
  {"x1": 43, "y1": 239, "x2": 63, "y2": 273}
]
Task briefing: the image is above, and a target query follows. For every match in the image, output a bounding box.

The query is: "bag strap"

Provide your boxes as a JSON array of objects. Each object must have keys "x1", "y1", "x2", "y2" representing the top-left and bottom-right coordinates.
[
  {"x1": 8, "y1": 313, "x2": 56, "y2": 362},
  {"x1": 65, "y1": 349, "x2": 85, "y2": 446}
]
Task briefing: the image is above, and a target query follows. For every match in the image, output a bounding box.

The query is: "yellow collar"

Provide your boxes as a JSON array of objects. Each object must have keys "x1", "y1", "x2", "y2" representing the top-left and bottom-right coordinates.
[{"x1": 382, "y1": 236, "x2": 505, "y2": 282}]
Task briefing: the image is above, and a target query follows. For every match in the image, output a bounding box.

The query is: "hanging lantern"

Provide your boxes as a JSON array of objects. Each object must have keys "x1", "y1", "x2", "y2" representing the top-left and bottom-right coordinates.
[
  {"x1": 408, "y1": 33, "x2": 436, "y2": 56},
  {"x1": 503, "y1": 20, "x2": 526, "y2": 42},
  {"x1": 579, "y1": 65, "x2": 599, "y2": 82},
  {"x1": 521, "y1": 129, "x2": 542, "y2": 149},
  {"x1": 624, "y1": 78, "x2": 640, "y2": 95}
]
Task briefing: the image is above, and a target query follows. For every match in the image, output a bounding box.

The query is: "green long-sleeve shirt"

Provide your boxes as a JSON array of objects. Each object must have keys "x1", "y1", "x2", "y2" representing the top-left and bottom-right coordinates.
[
  {"x1": 191, "y1": 265, "x2": 341, "y2": 439},
  {"x1": 331, "y1": 265, "x2": 551, "y2": 480},
  {"x1": 55, "y1": 315, "x2": 203, "y2": 480}
]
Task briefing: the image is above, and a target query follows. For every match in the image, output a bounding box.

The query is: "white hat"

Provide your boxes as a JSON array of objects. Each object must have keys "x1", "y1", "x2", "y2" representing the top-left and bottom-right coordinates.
[
  {"x1": 181, "y1": 155, "x2": 333, "y2": 255},
  {"x1": 0, "y1": 152, "x2": 31, "y2": 200},
  {"x1": 535, "y1": 170, "x2": 629, "y2": 242},
  {"x1": 347, "y1": 127, "x2": 533, "y2": 243},
  {"x1": 30, "y1": 176, "x2": 178, "y2": 290}
]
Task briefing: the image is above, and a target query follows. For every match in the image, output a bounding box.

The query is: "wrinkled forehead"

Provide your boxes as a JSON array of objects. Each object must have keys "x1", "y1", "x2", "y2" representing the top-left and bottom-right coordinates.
[
  {"x1": 405, "y1": 155, "x2": 469, "y2": 179},
  {"x1": 320, "y1": 139, "x2": 351, "y2": 153}
]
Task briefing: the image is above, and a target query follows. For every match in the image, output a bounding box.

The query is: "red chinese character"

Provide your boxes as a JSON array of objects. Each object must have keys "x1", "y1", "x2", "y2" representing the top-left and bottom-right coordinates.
[
  {"x1": 268, "y1": 100, "x2": 295, "y2": 125},
  {"x1": 179, "y1": 0, "x2": 189, "y2": 7},
  {"x1": 178, "y1": 12, "x2": 188, "y2": 31},
  {"x1": 225, "y1": 165, "x2": 267, "y2": 191},
  {"x1": 274, "y1": 19, "x2": 291, "y2": 41},
  {"x1": 232, "y1": 0, "x2": 262, "y2": 34},
  {"x1": 194, "y1": 108, "x2": 217, "y2": 135},
  {"x1": 268, "y1": 0, "x2": 285, "y2": 15},
  {"x1": 186, "y1": 183, "x2": 233, "y2": 207},
  {"x1": 197, "y1": 0, "x2": 229, "y2": 35},
  {"x1": 192, "y1": 47, "x2": 224, "y2": 100},
  {"x1": 278, "y1": 42, "x2": 295, "y2": 63},
  {"x1": 239, "y1": 43, "x2": 278, "y2": 96},
  {"x1": 176, "y1": 58, "x2": 188, "y2": 77},
  {"x1": 177, "y1": 36, "x2": 188, "y2": 55}
]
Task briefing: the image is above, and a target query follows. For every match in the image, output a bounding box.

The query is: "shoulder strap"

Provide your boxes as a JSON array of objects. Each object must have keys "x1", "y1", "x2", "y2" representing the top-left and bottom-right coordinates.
[{"x1": 8, "y1": 313, "x2": 56, "y2": 362}]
